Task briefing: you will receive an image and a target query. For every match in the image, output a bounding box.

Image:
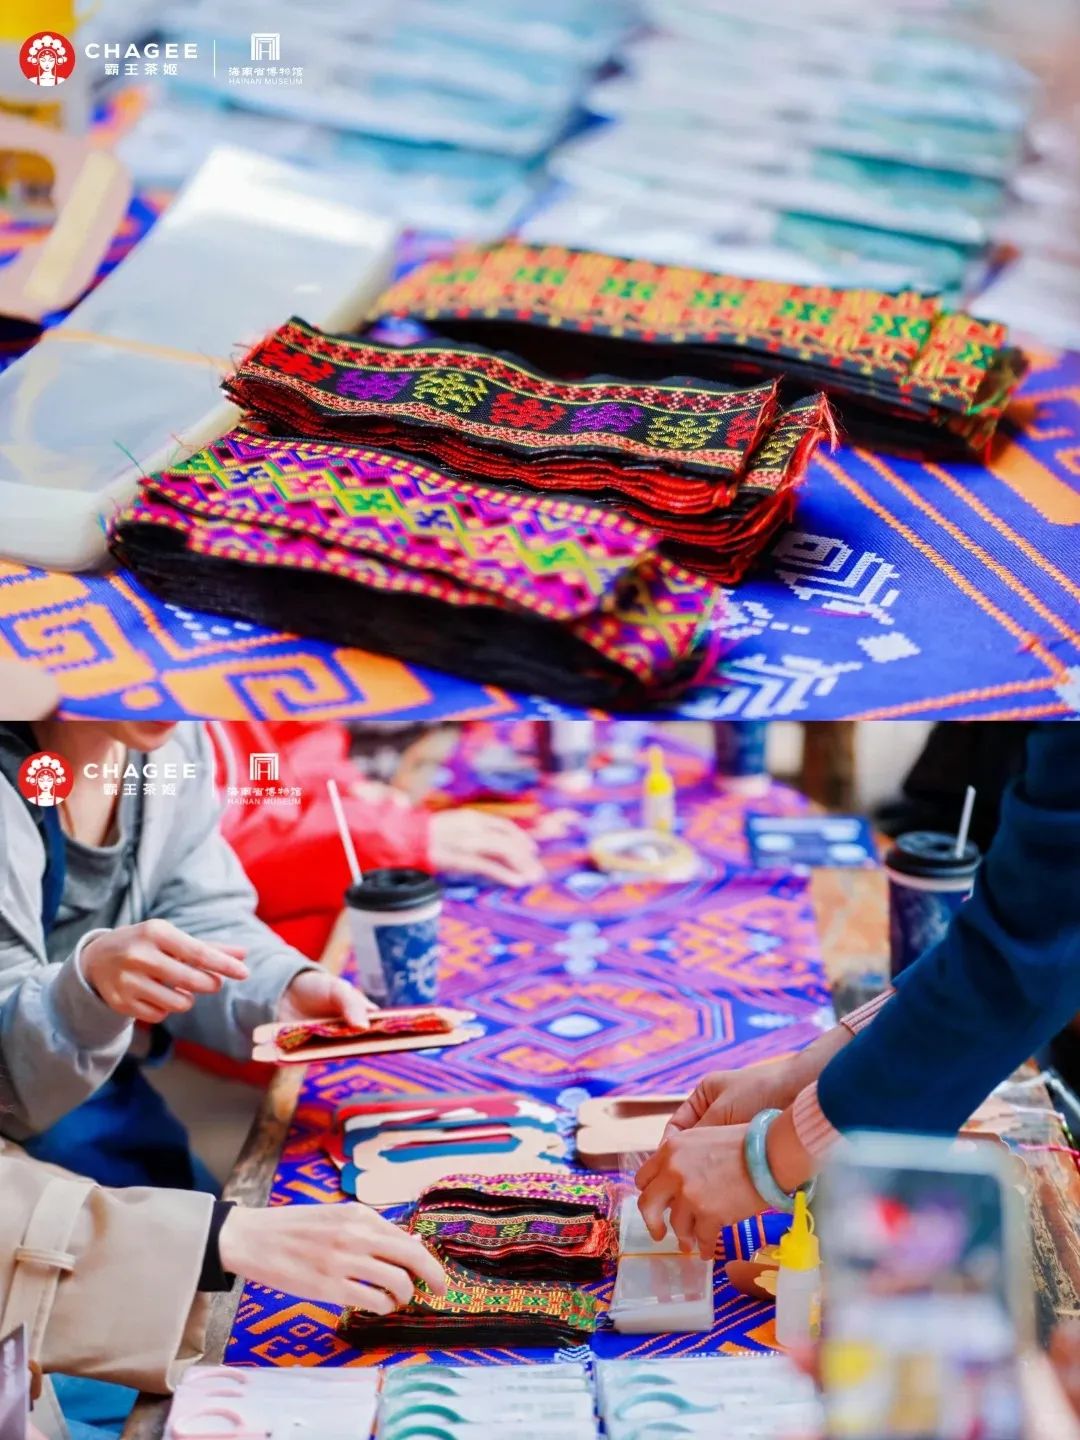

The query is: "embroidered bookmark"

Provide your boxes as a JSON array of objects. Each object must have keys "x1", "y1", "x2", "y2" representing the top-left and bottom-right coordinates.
[{"x1": 275, "y1": 1012, "x2": 453, "y2": 1053}]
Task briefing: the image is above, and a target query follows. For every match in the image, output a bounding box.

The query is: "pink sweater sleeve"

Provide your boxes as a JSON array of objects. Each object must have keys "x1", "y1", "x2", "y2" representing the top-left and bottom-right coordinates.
[
  {"x1": 839, "y1": 987, "x2": 894, "y2": 1035},
  {"x1": 793, "y1": 987, "x2": 895, "y2": 1158}
]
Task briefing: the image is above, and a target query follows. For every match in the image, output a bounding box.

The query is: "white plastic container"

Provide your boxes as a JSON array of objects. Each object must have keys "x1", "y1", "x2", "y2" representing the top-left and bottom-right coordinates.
[
  {"x1": 0, "y1": 146, "x2": 396, "y2": 570},
  {"x1": 610, "y1": 1254, "x2": 714, "y2": 1334}
]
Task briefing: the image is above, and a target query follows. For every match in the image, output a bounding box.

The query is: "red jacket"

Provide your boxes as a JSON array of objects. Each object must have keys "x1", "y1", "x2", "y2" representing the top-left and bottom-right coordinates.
[{"x1": 209, "y1": 720, "x2": 434, "y2": 961}]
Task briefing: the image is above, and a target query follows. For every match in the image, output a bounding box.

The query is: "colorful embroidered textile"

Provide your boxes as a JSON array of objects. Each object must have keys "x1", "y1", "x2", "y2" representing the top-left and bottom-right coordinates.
[
  {"x1": 408, "y1": 1171, "x2": 618, "y2": 1281},
  {"x1": 227, "y1": 319, "x2": 780, "y2": 505},
  {"x1": 337, "y1": 1255, "x2": 599, "y2": 1350},
  {"x1": 226, "y1": 321, "x2": 833, "y2": 582},
  {"x1": 373, "y1": 241, "x2": 1027, "y2": 453},
  {"x1": 409, "y1": 1206, "x2": 615, "y2": 1275},
  {"x1": 419, "y1": 1172, "x2": 616, "y2": 1216},
  {"x1": 661, "y1": 396, "x2": 834, "y2": 581},
  {"x1": 225, "y1": 746, "x2": 831, "y2": 1368},
  {"x1": 107, "y1": 430, "x2": 723, "y2": 708},
  {"x1": 276, "y1": 1011, "x2": 453, "y2": 1053}
]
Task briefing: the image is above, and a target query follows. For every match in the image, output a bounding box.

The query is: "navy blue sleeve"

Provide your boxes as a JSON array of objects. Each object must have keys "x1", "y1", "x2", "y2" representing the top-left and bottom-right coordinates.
[{"x1": 818, "y1": 725, "x2": 1080, "y2": 1135}]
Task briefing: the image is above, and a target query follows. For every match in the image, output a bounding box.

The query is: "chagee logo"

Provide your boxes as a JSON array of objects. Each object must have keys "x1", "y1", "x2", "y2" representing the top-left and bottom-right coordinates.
[
  {"x1": 19, "y1": 32, "x2": 75, "y2": 87},
  {"x1": 18, "y1": 751, "x2": 74, "y2": 808}
]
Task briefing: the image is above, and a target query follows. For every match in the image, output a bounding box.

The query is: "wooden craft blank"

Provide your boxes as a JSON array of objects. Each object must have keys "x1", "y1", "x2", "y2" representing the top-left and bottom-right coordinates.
[
  {"x1": 0, "y1": 117, "x2": 132, "y2": 321},
  {"x1": 576, "y1": 1094, "x2": 685, "y2": 1170},
  {"x1": 252, "y1": 1008, "x2": 478, "y2": 1065},
  {"x1": 348, "y1": 1124, "x2": 568, "y2": 1207}
]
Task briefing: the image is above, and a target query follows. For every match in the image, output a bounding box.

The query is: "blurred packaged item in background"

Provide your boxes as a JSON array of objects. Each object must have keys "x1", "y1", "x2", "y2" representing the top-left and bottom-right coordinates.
[
  {"x1": 39, "y1": 0, "x2": 1080, "y2": 335},
  {"x1": 106, "y1": 0, "x2": 636, "y2": 236}
]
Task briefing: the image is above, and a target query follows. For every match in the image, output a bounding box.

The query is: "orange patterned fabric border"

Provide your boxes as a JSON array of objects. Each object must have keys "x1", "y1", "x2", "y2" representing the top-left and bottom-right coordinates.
[{"x1": 373, "y1": 241, "x2": 1026, "y2": 447}]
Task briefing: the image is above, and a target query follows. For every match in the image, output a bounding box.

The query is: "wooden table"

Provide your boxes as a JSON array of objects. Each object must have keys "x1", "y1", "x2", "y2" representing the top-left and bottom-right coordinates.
[{"x1": 123, "y1": 877, "x2": 1080, "y2": 1438}]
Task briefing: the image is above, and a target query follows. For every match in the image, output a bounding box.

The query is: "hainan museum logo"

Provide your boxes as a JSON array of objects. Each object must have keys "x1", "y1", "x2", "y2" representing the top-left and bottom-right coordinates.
[
  {"x1": 250, "y1": 32, "x2": 280, "y2": 62},
  {"x1": 18, "y1": 752, "x2": 74, "y2": 808},
  {"x1": 19, "y1": 32, "x2": 76, "y2": 86},
  {"x1": 249, "y1": 752, "x2": 279, "y2": 782},
  {"x1": 230, "y1": 32, "x2": 300, "y2": 87}
]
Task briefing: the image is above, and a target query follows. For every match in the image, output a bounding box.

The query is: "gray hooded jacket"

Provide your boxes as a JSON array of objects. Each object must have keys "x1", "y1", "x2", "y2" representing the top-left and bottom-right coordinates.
[{"x1": 0, "y1": 723, "x2": 313, "y2": 1138}]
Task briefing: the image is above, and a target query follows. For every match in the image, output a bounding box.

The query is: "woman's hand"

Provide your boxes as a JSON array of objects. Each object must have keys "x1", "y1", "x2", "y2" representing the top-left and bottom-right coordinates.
[
  {"x1": 429, "y1": 809, "x2": 544, "y2": 887},
  {"x1": 80, "y1": 921, "x2": 250, "y2": 1025},
  {"x1": 665, "y1": 1026, "x2": 855, "y2": 1139},
  {"x1": 277, "y1": 970, "x2": 374, "y2": 1028},
  {"x1": 664, "y1": 1064, "x2": 803, "y2": 1139},
  {"x1": 639, "y1": 1109, "x2": 817, "y2": 1258},
  {"x1": 636, "y1": 1124, "x2": 762, "y2": 1259},
  {"x1": 218, "y1": 1204, "x2": 447, "y2": 1312}
]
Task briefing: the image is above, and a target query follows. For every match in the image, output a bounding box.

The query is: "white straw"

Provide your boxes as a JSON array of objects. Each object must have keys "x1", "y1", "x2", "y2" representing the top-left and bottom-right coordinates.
[
  {"x1": 326, "y1": 778, "x2": 362, "y2": 886},
  {"x1": 955, "y1": 785, "x2": 976, "y2": 859}
]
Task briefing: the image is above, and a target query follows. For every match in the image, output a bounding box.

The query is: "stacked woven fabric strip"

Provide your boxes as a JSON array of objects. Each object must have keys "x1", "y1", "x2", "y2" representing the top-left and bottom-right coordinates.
[
  {"x1": 111, "y1": 241, "x2": 1024, "y2": 702},
  {"x1": 336, "y1": 1173, "x2": 613, "y2": 1349},
  {"x1": 337, "y1": 1257, "x2": 599, "y2": 1348},
  {"x1": 373, "y1": 241, "x2": 1027, "y2": 456},
  {"x1": 407, "y1": 1172, "x2": 618, "y2": 1282},
  {"x1": 108, "y1": 427, "x2": 721, "y2": 707},
  {"x1": 224, "y1": 318, "x2": 835, "y2": 582},
  {"x1": 275, "y1": 1012, "x2": 454, "y2": 1053}
]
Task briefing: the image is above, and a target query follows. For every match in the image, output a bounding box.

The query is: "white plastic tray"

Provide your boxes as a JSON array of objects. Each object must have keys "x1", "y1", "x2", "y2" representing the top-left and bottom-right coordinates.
[{"x1": 0, "y1": 145, "x2": 397, "y2": 570}]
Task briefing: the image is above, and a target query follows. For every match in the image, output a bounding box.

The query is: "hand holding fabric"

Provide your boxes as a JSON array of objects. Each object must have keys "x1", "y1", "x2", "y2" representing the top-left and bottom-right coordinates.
[
  {"x1": 218, "y1": 1203, "x2": 447, "y2": 1311},
  {"x1": 277, "y1": 969, "x2": 374, "y2": 1028}
]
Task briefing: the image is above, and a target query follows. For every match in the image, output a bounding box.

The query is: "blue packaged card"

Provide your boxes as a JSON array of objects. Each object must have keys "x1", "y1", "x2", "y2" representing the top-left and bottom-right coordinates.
[{"x1": 746, "y1": 814, "x2": 879, "y2": 870}]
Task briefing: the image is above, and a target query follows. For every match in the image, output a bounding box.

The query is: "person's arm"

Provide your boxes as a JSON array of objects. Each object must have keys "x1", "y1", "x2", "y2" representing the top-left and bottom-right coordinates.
[
  {"x1": 143, "y1": 728, "x2": 320, "y2": 1059},
  {"x1": 0, "y1": 1152, "x2": 214, "y2": 1392},
  {"x1": 0, "y1": 786, "x2": 133, "y2": 1136},
  {"x1": 818, "y1": 724, "x2": 1080, "y2": 1136},
  {"x1": 634, "y1": 992, "x2": 892, "y2": 1251},
  {"x1": 210, "y1": 720, "x2": 434, "y2": 903},
  {"x1": 636, "y1": 728, "x2": 1080, "y2": 1248},
  {"x1": 1, "y1": 1150, "x2": 446, "y2": 1395}
]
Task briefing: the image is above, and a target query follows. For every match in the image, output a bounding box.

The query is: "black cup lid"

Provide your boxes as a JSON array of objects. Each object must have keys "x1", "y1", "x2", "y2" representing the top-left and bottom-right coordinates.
[
  {"x1": 346, "y1": 868, "x2": 441, "y2": 912},
  {"x1": 885, "y1": 831, "x2": 981, "y2": 879}
]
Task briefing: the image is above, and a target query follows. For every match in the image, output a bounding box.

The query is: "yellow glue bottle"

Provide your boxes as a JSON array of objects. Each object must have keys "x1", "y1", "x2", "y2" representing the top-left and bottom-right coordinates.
[
  {"x1": 775, "y1": 1190, "x2": 821, "y2": 1348},
  {"x1": 641, "y1": 745, "x2": 675, "y2": 833}
]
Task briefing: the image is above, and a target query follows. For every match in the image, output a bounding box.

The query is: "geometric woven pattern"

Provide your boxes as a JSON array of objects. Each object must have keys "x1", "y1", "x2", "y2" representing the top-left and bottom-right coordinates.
[
  {"x1": 226, "y1": 323, "x2": 834, "y2": 583},
  {"x1": 132, "y1": 430, "x2": 661, "y2": 623},
  {"x1": 374, "y1": 241, "x2": 1027, "y2": 450},
  {"x1": 109, "y1": 431, "x2": 726, "y2": 705},
  {"x1": 226, "y1": 733, "x2": 833, "y2": 1369},
  {"x1": 229, "y1": 319, "x2": 781, "y2": 483},
  {"x1": 337, "y1": 1258, "x2": 600, "y2": 1350},
  {"x1": 662, "y1": 396, "x2": 834, "y2": 580}
]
